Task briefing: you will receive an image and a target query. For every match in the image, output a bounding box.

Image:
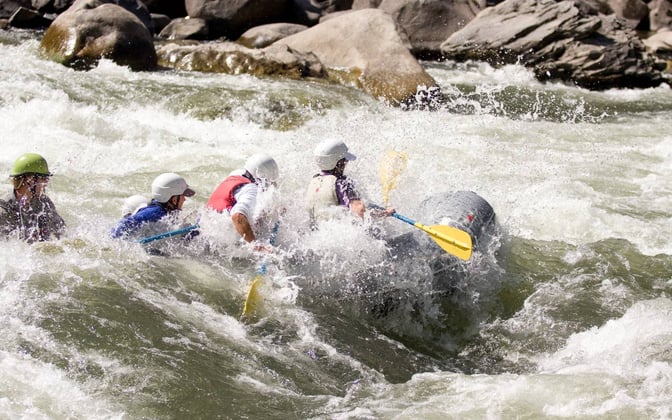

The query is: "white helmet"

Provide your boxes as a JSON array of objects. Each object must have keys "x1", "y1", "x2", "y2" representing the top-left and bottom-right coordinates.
[
  {"x1": 314, "y1": 139, "x2": 356, "y2": 171},
  {"x1": 151, "y1": 173, "x2": 195, "y2": 203},
  {"x1": 121, "y1": 194, "x2": 149, "y2": 216},
  {"x1": 244, "y1": 154, "x2": 279, "y2": 183}
]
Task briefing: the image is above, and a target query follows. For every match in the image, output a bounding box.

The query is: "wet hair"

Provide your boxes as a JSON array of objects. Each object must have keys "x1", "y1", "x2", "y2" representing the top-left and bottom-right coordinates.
[{"x1": 11, "y1": 174, "x2": 28, "y2": 190}]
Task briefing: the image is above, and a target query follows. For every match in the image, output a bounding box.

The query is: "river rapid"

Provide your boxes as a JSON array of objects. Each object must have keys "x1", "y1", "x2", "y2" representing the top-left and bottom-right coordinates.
[{"x1": 1, "y1": 30, "x2": 672, "y2": 419}]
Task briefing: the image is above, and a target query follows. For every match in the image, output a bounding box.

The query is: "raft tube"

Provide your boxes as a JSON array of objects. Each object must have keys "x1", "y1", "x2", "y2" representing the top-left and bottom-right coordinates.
[
  {"x1": 386, "y1": 190, "x2": 497, "y2": 259},
  {"x1": 293, "y1": 191, "x2": 499, "y2": 319}
]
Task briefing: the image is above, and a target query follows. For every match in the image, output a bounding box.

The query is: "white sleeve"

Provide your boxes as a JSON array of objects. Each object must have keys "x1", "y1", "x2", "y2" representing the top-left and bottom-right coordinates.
[{"x1": 230, "y1": 183, "x2": 257, "y2": 220}]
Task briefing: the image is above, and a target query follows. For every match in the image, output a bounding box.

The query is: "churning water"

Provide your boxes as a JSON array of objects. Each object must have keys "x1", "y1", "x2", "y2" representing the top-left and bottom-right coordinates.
[{"x1": 1, "y1": 30, "x2": 672, "y2": 419}]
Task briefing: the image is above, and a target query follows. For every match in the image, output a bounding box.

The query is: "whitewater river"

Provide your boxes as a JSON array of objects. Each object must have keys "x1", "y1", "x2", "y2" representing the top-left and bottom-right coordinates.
[{"x1": 1, "y1": 29, "x2": 672, "y2": 419}]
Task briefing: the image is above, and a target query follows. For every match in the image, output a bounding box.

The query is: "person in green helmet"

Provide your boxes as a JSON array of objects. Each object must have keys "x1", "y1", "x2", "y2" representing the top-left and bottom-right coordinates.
[{"x1": 0, "y1": 153, "x2": 65, "y2": 242}]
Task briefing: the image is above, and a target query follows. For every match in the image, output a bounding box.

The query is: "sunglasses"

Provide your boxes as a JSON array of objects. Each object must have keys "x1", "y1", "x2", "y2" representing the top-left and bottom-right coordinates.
[{"x1": 22, "y1": 173, "x2": 51, "y2": 182}]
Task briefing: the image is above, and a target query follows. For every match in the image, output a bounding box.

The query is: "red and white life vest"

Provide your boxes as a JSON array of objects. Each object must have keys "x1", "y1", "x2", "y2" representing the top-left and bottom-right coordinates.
[{"x1": 206, "y1": 175, "x2": 251, "y2": 213}]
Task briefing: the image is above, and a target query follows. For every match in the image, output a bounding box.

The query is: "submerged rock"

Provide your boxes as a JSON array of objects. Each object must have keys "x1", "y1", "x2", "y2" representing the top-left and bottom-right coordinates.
[{"x1": 156, "y1": 41, "x2": 325, "y2": 79}]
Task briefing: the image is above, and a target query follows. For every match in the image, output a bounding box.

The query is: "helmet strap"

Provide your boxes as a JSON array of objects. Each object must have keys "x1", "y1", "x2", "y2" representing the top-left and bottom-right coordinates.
[
  {"x1": 11, "y1": 176, "x2": 25, "y2": 190},
  {"x1": 333, "y1": 159, "x2": 347, "y2": 176},
  {"x1": 242, "y1": 171, "x2": 255, "y2": 183}
]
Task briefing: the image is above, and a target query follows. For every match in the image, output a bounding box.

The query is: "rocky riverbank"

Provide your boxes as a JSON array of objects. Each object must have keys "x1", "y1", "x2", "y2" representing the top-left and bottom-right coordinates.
[{"x1": 2, "y1": 0, "x2": 670, "y2": 105}]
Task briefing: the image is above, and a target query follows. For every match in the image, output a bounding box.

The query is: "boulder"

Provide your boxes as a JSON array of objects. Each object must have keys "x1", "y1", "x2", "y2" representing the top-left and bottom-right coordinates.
[
  {"x1": 142, "y1": 0, "x2": 186, "y2": 18},
  {"x1": 441, "y1": 0, "x2": 601, "y2": 61},
  {"x1": 9, "y1": 6, "x2": 52, "y2": 28},
  {"x1": 40, "y1": 2, "x2": 156, "y2": 70},
  {"x1": 150, "y1": 12, "x2": 170, "y2": 33},
  {"x1": 573, "y1": 0, "x2": 648, "y2": 29},
  {"x1": 31, "y1": 0, "x2": 74, "y2": 14},
  {"x1": 377, "y1": 0, "x2": 486, "y2": 58},
  {"x1": 67, "y1": 0, "x2": 153, "y2": 32},
  {"x1": 287, "y1": 0, "x2": 353, "y2": 26},
  {"x1": 158, "y1": 17, "x2": 209, "y2": 40},
  {"x1": 441, "y1": 0, "x2": 666, "y2": 89},
  {"x1": 643, "y1": 29, "x2": 672, "y2": 61},
  {"x1": 276, "y1": 8, "x2": 439, "y2": 105},
  {"x1": 351, "y1": 0, "x2": 382, "y2": 8},
  {"x1": 185, "y1": 0, "x2": 289, "y2": 39},
  {"x1": 31, "y1": 0, "x2": 151, "y2": 25},
  {"x1": 649, "y1": 0, "x2": 672, "y2": 32},
  {"x1": 1, "y1": 0, "x2": 32, "y2": 19},
  {"x1": 238, "y1": 22, "x2": 307, "y2": 48}
]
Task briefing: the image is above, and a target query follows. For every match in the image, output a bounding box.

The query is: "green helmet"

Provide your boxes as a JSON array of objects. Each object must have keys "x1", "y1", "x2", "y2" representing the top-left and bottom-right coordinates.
[{"x1": 10, "y1": 153, "x2": 52, "y2": 177}]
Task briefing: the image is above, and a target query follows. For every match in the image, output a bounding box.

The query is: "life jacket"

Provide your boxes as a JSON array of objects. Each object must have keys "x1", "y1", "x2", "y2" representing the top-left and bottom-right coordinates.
[
  {"x1": 0, "y1": 193, "x2": 65, "y2": 242},
  {"x1": 110, "y1": 201, "x2": 167, "y2": 238},
  {"x1": 207, "y1": 175, "x2": 252, "y2": 213},
  {"x1": 306, "y1": 174, "x2": 347, "y2": 222}
]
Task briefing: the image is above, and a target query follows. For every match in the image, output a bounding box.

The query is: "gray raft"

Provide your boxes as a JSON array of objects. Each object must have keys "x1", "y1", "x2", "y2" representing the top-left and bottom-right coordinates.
[{"x1": 294, "y1": 190, "x2": 499, "y2": 319}]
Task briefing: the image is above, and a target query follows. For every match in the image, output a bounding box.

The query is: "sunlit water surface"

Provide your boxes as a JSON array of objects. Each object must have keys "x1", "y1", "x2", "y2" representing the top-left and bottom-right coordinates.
[{"x1": 1, "y1": 30, "x2": 672, "y2": 419}]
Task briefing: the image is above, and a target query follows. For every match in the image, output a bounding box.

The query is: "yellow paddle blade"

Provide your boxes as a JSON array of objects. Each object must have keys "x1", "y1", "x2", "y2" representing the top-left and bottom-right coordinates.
[
  {"x1": 241, "y1": 275, "x2": 263, "y2": 320},
  {"x1": 379, "y1": 150, "x2": 408, "y2": 206},
  {"x1": 422, "y1": 224, "x2": 473, "y2": 261}
]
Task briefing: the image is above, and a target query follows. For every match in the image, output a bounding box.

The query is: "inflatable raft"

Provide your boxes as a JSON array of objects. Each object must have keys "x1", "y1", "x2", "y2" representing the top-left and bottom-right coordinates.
[{"x1": 290, "y1": 190, "x2": 498, "y2": 318}]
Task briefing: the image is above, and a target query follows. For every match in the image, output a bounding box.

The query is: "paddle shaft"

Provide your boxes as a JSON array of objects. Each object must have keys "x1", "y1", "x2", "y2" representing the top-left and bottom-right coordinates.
[
  {"x1": 242, "y1": 221, "x2": 280, "y2": 319},
  {"x1": 391, "y1": 213, "x2": 471, "y2": 251},
  {"x1": 256, "y1": 221, "x2": 280, "y2": 274},
  {"x1": 375, "y1": 154, "x2": 473, "y2": 259},
  {"x1": 137, "y1": 224, "x2": 200, "y2": 244}
]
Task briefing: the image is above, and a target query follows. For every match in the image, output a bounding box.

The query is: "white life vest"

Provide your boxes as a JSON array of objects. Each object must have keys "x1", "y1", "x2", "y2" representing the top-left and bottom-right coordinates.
[{"x1": 306, "y1": 174, "x2": 348, "y2": 223}]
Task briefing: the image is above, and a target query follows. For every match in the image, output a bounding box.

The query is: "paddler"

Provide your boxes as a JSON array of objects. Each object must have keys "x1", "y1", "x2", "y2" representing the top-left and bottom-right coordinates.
[
  {"x1": 111, "y1": 173, "x2": 195, "y2": 239},
  {"x1": 306, "y1": 138, "x2": 394, "y2": 228},
  {"x1": 206, "y1": 153, "x2": 281, "y2": 249},
  {"x1": 0, "y1": 153, "x2": 66, "y2": 243}
]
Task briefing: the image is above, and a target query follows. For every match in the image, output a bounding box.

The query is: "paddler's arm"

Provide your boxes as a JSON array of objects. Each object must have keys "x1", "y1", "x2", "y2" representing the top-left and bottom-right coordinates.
[
  {"x1": 232, "y1": 212, "x2": 273, "y2": 253},
  {"x1": 232, "y1": 212, "x2": 255, "y2": 242}
]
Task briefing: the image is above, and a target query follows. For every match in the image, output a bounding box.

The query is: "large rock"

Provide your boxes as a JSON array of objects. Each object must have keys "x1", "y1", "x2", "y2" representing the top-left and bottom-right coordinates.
[
  {"x1": 377, "y1": 0, "x2": 486, "y2": 58},
  {"x1": 351, "y1": 0, "x2": 382, "y2": 9},
  {"x1": 238, "y1": 22, "x2": 307, "y2": 48},
  {"x1": 9, "y1": 6, "x2": 52, "y2": 28},
  {"x1": 31, "y1": 0, "x2": 75, "y2": 14},
  {"x1": 158, "y1": 17, "x2": 209, "y2": 40},
  {"x1": 185, "y1": 0, "x2": 289, "y2": 39},
  {"x1": 156, "y1": 41, "x2": 325, "y2": 79},
  {"x1": 643, "y1": 29, "x2": 672, "y2": 61},
  {"x1": 287, "y1": 0, "x2": 353, "y2": 26},
  {"x1": 0, "y1": 0, "x2": 31, "y2": 19},
  {"x1": 142, "y1": 0, "x2": 186, "y2": 18},
  {"x1": 32, "y1": 0, "x2": 152, "y2": 24},
  {"x1": 40, "y1": 1, "x2": 156, "y2": 70},
  {"x1": 276, "y1": 8, "x2": 439, "y2": 104},
  {"x1": 649, "y1": 0, "x2": 672, "y2": 31},
  {"x1": 441, "y1": 0, "x2": 666, "y2": 89},
  {"x1": 574, "y1": 0, "x2": 648, "y2": 28},
  {"x1": 66, "y1": 0, "x2": 153, "y2": 31}
]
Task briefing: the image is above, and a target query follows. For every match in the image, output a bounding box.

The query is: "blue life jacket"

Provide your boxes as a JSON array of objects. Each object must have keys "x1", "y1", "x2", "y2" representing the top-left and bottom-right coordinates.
[{"x1": 111, "y1": 200, "x2": 168, "y2": 238}]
